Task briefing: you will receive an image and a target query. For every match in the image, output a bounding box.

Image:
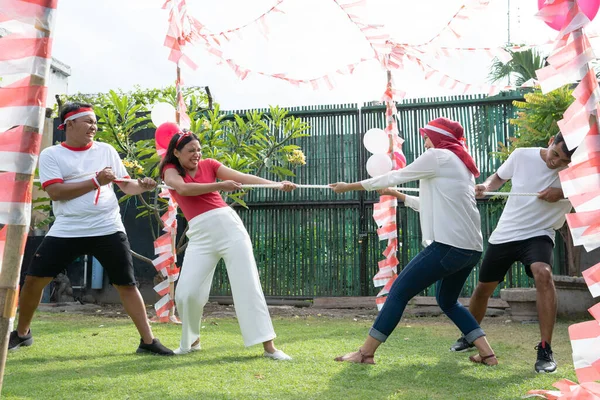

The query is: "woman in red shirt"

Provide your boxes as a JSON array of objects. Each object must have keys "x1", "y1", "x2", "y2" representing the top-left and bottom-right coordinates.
[{"x1": 160, "y1": 132, "x2": 295, "y2": 359}]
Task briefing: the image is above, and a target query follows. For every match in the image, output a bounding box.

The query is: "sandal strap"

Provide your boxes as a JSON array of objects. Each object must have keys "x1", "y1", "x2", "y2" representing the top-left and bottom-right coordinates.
[
  {"x1": 481, "y1": 354, "x2": 496, "y2": 360},
  {"x1": 359, "y1": 348, "x2": 374, "y2": 361}
]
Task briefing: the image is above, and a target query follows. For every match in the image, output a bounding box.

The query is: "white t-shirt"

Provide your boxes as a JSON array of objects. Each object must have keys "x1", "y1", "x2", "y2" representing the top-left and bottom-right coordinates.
[
  {"x1": 39, "y1": 142, "x2": 129, "y2": 238},
  {"x1": 488, "y1": 147, "x2": 573, "y2": 244},
  {"x1": 362, "y1": 149, "x2": 483, "y2": 251}
]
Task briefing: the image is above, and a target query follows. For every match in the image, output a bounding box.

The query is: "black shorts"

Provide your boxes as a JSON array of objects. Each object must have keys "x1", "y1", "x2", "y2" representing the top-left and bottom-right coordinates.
[
  {"x1": 478, "y1": 235, "x2": 554, "y2": 283},
  {"x1": 26, "y1": 232, "x2": 136, "y2": 286}
]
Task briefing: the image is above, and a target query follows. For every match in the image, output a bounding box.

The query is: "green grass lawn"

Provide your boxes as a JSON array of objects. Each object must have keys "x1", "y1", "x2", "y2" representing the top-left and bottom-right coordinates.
[{"x1": 3, "y1": 312, "x2": 580, "y2": 400}]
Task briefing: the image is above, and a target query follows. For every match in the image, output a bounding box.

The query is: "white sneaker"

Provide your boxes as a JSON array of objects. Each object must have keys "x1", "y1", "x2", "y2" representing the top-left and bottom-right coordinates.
[
  {"x1": 173, "y1": 342, "x2": 201, "y2": 355},
  {"x1": 263, "y1": 349, "x2": 292, "y2": 361}
]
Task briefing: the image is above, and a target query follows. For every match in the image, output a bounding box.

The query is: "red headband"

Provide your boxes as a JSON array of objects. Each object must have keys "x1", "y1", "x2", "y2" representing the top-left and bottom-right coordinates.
[
  {"x1": 57, "y1": 107, "x2": 95, "y2": 130},
  {"x1": 175, "y1": 132, "x2": 191, "y2": 147}
]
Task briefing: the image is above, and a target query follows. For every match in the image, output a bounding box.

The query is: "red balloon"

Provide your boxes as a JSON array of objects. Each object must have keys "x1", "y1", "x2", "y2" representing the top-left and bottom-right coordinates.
[
  {"x1": 538, "y1": 0, "x2": 600, "y2": 31},
  {"x1": 155, "y1": 122, "x2": 181, "y2": 150}
]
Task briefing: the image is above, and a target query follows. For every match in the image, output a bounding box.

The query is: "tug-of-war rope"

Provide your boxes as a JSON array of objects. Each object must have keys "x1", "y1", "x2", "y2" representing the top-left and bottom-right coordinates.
[{"x1": 33, "y1": 175, "x2": 563, "y2": 198}]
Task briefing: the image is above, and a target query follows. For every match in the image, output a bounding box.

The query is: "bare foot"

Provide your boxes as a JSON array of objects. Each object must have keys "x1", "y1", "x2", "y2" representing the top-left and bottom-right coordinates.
[
  {"x1": 469, "y1": 353, "x2": 498, "y2": 366},
  {"x1": 334, "y1": 349, "x2": 375, "y2": 364}
]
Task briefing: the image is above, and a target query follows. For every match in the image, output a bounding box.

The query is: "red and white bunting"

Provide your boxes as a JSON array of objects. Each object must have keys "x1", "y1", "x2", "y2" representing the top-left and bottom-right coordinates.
[
  {"x1": 569, "y1": 321, "x2": 600, "y2": 383},
  {"x1": 154, "y1": 232, "x2": 172, "y2": 255},
  {"x1": 371, "y1": 73, "x2": 407, "y2": 310},
  {"x1": 152, "y1": 188, "x2": 180, "y2": 319},
  {"x1": 0, "y1": 126, "x2": 41, "y2": 174},
  {"x1": 583, "y1": 262, "x2": 600, "y2": 298},
  {"x1": 153, "y1": 279, "x2": 170, "y2": 297},
  {"x1": 154, "y1": 293, "x2": 174, "y2": 316},
  {"x1": 565, "y1": 210, "x2": 600, "y2": 251},
  {"x1": 531, "y1": 2, "x2": 600, "y2": 396},
  {"x1": 0, "y1": 0, "x2": 57, "y2": 32},
  {"x1": 559, "y1": 153, "x2": 600, "y2": 198},
  {"x1": 528, "y1": 379, "x2": 600, "y2": 399}
]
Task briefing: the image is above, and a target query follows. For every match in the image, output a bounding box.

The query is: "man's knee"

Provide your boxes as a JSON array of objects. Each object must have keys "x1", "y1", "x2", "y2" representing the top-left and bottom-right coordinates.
[{"x1": 531, "y1": 263, "x2": 554, "y2": 289}]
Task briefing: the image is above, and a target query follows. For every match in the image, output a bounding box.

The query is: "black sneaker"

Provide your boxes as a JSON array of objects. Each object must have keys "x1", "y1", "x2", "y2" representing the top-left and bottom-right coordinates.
[
  {"x1": 8, "y1": 330, "x2": 33, "y2": 351},
  {"x1": 535, "y1": 341, "x2": 557, "y2": 373},
  {"x1": 136, "y1": 338, "x2": 174, "y2": 356},
  {"x1": 450, "y1": 336, "x2": 475, "y2": 352}
]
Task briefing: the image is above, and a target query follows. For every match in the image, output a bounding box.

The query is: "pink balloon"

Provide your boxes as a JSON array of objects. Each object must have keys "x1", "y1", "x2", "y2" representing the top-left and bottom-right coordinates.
[
  {"x1": 155, "y1": 122, "x2": 181, "y2": 151},
  {"x1": 538, "y1": 0, "x2": 600, "y2": 31}
]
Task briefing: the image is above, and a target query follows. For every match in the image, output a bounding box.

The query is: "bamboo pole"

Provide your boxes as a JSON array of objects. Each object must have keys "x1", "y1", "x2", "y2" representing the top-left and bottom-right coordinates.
[{"x1": 168, "y1": 63, "x2": 182, "y2": 322}]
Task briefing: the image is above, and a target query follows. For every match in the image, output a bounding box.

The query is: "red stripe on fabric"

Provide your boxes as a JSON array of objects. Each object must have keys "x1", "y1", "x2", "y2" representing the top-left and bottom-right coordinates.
[
  {"x1": 0, "y1": 85, "x2": 47, "y2": 107},
  {"x1": 566, "y1": 210, "x2": 600, "y2": 229},
  {"x1": 0, "y1": 38, "x2": 52, "y2": 61},
  {"x1": 583, "y1": 263, "x2": 600, "y2": 285},
  {"x1": 0, "y1": 172, "x2": 31, "y2": 203},
  {"x1": 560, "y1": 154, "x2": 600, "y2": 180},
  {"x1": 377, "y1": 224, "x2": 397, "y2": 235},
  {"x1": 154, "y1": 233, "x2": 171, "y2": 248},
  {"x1": 575, "y1": 365, "x2": 600, "y2": 384},
  {"x1": 0, "y1": 127, "x2": 41, "y2": 154},
  {"x1": 41, "y1": 178, "x2": 63, "y2": 189},
  {"x1": 15, "y1": 0, "x2": 57, "y2": 9},
  {"x1": 0, "y1": 0, "x2": 56, "y2": 24},
  {"x1": 569, "y1": 320, "x2": 600, "y2": 340}
]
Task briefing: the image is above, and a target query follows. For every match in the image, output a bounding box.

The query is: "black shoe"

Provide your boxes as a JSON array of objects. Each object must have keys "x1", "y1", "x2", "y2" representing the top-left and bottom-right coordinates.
[
  {"x1": 8, "y1": 330, "x2": 33, "y2": 351},
  {"x1": 450, "y1": 336, "x2": 475, "y2": 352},
  {"x1": 136, "y1": 338, "x2": 174, "y2": 356},
  {"x1": 535, "y1": 341, "x2": 557, "y2": 373}
]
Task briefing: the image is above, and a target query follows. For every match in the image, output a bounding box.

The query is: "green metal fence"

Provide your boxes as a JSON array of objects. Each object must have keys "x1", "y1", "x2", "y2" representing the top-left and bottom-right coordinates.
[{"x1": 210, "y1": 91, "x2": 566, "y2": 298}]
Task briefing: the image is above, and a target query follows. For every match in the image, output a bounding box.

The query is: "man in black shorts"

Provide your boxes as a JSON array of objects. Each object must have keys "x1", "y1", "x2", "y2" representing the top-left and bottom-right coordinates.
[
  {"x1": 9, "y1": 102, "x2": 173, "y2": 355},
  {"x1": 449, "y1": 133, "x2": 575, "y2": 373}
]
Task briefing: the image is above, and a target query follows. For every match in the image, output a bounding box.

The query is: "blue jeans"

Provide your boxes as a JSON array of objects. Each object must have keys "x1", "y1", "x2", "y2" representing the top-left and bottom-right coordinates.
[{"x1": 370, "y1": 242, "x2": 485, "y2": 344}]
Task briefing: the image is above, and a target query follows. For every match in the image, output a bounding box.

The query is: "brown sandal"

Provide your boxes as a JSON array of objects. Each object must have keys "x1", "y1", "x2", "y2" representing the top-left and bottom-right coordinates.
[
  {"x1": 469, "y1": 353, "x2": 497, "y2": 366},
  {"x1": 334, "y1": 348, "x2": 375, "y2": 364}
]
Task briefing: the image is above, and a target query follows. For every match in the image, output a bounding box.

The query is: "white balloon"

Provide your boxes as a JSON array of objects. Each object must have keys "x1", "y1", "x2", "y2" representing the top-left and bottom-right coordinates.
[
  {"x1": 151, "y1": 103, "x2": 176, "y2": 127},
  {"x1": 363, "y1": 128, "x2": 389, "y2": 154},
  {"x1": 366, "y1": 154, "x2": 392, "y2": 177}
]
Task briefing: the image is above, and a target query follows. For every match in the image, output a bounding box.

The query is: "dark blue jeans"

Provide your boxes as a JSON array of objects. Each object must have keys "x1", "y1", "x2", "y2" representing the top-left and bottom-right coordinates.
[{"x1": 370, "y1": 242, "x2": 485, "y2": 344}]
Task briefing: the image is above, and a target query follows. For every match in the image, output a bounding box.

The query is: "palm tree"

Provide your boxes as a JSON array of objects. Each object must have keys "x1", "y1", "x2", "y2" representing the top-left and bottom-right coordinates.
[{"x1": 489, "y1": 47, "x2": 545, "y2": 86}]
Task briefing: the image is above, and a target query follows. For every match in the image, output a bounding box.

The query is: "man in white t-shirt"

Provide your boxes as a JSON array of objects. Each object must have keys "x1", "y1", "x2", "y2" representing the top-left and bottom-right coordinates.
[
  {"x1": 9, "y1": 102, "x2": 174, "y2": 356},
  {"x1": 450, "y1": 132, "x2": 575, "y2": 374}
]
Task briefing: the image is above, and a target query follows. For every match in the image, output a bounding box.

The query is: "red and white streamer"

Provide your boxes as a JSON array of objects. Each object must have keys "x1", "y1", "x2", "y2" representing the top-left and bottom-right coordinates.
[
  {"x1": 160, "y1": 0, "x2": 515, "y2": 97},
  {"x1": 0, "y1": 0, "x2": 56, "y2": 229},
  {"x1": 152, "y1": 188, "x2": 180, "y2": 322},
  {"x1": 372, "y1": 72, "x2": 407, "y2": 310},
  {"x1": 529, "y1": 2, "x2": 600, "y2": 398}
]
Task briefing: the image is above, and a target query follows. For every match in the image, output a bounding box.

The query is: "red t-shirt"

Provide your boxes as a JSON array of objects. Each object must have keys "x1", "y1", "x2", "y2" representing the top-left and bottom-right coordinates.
[{"x1": 164, "y1": 159, "x2": 228, "y2": 221}]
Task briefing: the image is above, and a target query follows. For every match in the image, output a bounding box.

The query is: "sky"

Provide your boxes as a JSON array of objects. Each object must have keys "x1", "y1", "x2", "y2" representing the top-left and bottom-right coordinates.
[{"x1": 49, "y1": 0, "x2": 600, "y2": 110}]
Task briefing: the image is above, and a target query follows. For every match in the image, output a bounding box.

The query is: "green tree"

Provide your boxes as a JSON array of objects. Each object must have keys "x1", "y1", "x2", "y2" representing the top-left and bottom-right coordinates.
[{"x1": 489, "y1": 48, "x2": 545, "y2": 87}]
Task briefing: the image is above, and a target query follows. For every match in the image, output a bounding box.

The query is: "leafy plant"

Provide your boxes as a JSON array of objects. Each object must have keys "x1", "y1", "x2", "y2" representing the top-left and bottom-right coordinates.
[
  {"x1": 495, "y1": 85, "x2": 574, "y2": 161},
  {"x1": 45, "y1": 87, "x2": 310, "y2": 264}
]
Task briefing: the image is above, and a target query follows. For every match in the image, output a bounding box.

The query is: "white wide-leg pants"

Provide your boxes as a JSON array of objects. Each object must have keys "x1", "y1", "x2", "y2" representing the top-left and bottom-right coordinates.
[{"x1": 176, "y1": 207, "x2": 275, "y2": 350}]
